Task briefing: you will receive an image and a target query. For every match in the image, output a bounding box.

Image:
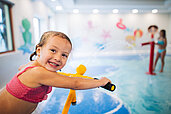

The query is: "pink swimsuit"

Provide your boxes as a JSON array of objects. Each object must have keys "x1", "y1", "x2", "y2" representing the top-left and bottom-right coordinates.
[{"x1": 6, "y1": 66, "x2": 52, "y2": 103}]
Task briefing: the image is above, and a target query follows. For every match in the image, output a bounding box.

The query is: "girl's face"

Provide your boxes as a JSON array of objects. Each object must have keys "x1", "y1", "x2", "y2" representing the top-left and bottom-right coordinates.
[
  {"x1": 160, "y1": 31, "x2": 163, "y2": 37},
  {"x1": 36, "y1": 36, "x2": 72, "y2": 72}
]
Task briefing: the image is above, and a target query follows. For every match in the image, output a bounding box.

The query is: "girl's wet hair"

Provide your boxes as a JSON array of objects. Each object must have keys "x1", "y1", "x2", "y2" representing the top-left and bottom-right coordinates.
[
  {"x1": 30, "y1": 31, "x2": 72, "y2": 61},
  {"x1": 160, "y1": 29, "x2": 166, "y2": 38}
]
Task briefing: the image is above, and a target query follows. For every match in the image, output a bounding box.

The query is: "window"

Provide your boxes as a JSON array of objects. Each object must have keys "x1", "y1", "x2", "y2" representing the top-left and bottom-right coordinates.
[
  {"x1": 0, "y1": 1, "x2": 14, "y2": 54},
  {"x1": 33, "y1": 17, "x2": 40, "y2": 45}
]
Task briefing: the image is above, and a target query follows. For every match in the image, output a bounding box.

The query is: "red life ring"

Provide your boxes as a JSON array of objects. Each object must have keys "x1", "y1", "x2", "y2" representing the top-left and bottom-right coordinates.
[{"x1": 116, "y1": 19, "x2": 126, "y2": 30}]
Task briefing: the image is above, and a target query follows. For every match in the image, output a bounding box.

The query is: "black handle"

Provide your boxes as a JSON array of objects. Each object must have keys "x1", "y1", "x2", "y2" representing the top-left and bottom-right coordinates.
[
  {"x1": 101, "y1": 82, "x2": 116, "y2": 92},
  {"x1": 94, "y1": 78, "x2": 116, "y2": 92}
]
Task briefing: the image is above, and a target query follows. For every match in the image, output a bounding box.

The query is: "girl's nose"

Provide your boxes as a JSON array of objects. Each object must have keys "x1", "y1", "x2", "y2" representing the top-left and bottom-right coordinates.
[{"x1": 54, "y1": 54, "x2": 62, "y2": 62}]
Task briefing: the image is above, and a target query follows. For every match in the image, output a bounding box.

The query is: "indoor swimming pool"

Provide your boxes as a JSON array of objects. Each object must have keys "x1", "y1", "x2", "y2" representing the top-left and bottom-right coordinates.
[
  {"x1": 38, "y1": 54, "x2": 171, "y2": 114},
  {"x1": 1, "y1": 1, "x2": 171, "y2": 114}
]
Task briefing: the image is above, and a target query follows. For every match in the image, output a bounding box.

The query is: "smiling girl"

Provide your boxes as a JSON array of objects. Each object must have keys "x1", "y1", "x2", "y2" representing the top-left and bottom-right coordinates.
[{"x1": 0, "y1": 31, "x2": 111, "y2": 114}]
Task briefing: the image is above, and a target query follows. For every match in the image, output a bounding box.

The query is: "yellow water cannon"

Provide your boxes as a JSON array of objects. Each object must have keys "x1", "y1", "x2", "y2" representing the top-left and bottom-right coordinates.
[
  {"x1": 58, "y1": 64, "x2": 116, "y2": 92},
  {"x1": 58, "y1": 64, "x2": 116, "y2": 114}
]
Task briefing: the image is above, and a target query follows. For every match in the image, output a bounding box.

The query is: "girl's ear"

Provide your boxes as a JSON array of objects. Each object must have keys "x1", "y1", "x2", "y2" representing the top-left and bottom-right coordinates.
[{"x1": 36, "y1": 47, "x2": 41, "y2": 57}]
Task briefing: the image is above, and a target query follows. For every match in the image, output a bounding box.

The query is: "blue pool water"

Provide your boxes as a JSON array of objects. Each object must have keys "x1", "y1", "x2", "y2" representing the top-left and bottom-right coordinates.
[{"x1": 40, "y1": 54, "x2": 171, "y2": 114}]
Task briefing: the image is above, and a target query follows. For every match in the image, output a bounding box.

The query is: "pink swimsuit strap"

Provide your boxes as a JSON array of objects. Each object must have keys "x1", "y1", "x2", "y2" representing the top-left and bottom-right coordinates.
[
  {"x1": 6, "y1": 66, "x2": 52, "y2": 103},
  {"x1": 16, "y1": 66, "x2": 38, "y2": 77}
]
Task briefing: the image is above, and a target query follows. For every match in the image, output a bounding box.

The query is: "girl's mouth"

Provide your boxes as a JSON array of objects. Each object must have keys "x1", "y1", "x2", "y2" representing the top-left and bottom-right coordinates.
[{"x1": 48, "y1": 61, "x2": 60, "y2": 67}]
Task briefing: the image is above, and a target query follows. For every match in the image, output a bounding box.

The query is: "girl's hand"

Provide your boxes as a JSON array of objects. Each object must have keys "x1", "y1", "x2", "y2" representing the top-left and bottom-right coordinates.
[
  {"x1": 155, "y1": 40, "x2": 158, "y2": 45},
  {"x1": 99, "y1": 77, "x2": 111, "y2": 86}
]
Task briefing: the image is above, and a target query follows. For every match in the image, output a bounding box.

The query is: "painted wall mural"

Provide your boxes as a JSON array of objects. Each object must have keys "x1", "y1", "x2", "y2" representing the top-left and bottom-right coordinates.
[
  {"x1": 125, "y1": 28, "x2": 143, "y2": 49},
  {"x1": 116, "y1": 18, "x2": 144, "y2": 49},
  {"x1": 116, "y1": 19, "x2": 126, "y2": 30},
  {"x1": 18, "y1": 18, "x2": 34, "y2": 54},
  {"x1": 69, "y1": 14, "x2": 161, "y2": 54}
]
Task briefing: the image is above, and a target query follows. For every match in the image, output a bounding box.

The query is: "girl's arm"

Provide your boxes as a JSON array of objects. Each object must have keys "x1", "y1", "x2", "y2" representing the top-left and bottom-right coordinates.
[
  {"x1": 30, "y1": 67, "x2": 111, "y2": 90},
  {"x1": 164, "y1": 38, "x2": 167, "y2": 48},
  {"x1": 155, "y1": 38, "x2": 159, "y2": 45}
]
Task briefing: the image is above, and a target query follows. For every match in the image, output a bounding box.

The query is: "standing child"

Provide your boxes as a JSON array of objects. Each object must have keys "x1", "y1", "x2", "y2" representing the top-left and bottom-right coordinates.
[
  {"x1": 0, "y1": 31, "x2": 111, "y2": 114},
  {"x1": 153, "y1": 30, "x2": 167, "y2": 72}
]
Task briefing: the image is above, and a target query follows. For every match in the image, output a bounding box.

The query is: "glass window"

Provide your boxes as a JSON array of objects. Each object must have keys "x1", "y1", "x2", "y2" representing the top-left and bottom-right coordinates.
[
  {"x1": 33, "y1": 17, "x2": 40, "y2": 45},
  {"x1": 0, "y1": 1, "x2": 14, "y2": 54}
]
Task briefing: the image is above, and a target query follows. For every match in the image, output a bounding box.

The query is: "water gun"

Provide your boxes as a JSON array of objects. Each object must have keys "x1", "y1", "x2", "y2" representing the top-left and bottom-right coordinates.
[
  {"x1": 60, "y1": 64, "x2": 116, "y2": 114},
  {"x1": 58, "y1": 64, "x2": 116, "y2": 92}
]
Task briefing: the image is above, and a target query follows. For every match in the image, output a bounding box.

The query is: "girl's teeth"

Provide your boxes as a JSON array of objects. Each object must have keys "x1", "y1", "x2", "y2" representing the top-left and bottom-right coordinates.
[
  {"x1": 50, "y1": 63, "x2": 57, "y2": 66},
  {"x1": 50, "y1": 62, "x2": 59, "y2": 66}
]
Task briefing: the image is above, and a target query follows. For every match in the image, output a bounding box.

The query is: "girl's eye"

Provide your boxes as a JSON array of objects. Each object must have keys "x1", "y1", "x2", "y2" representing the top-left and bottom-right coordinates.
[
  {"x1": 62, "y1": 54, "x2": 68, "y2": 58},
  {"x1": 50, "y1": 49, "x2": 56, "y2": 53}
]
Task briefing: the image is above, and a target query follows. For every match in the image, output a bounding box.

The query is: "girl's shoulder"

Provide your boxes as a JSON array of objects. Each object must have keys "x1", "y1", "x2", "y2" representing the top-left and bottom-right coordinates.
[
  {"x1": 18, "y1": 61, "x2": 55, "y2": 81},
  {"x1": 158, "y1": 37, "x2": 161, "y2": 40},
  {"x1": 18, "y1": 65, "x2": 48, "y2": 84},
  {"x1": 18, "y1": 61, "x2": 34, "y2": 71},
  {"x1": 161, "y1": 37, "x2": 167, "y2": 41},
  {"x1": 158, "y1": 37, "x2": 165, "y2": 40},
  {"x1": 18, "y1": 65, "x2": 46, "y2": 78},
  {"x1": 26, "y1": 66, "x2": 47, "y2": 76},
  {"x1": 19, "y1": 61, "x2": 45, "y2": 72}
]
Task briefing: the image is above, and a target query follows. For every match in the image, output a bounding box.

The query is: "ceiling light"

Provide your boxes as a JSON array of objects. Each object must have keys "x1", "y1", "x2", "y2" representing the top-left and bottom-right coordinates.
[
  {"x1": 51, "y1": 0, "x2": 56, "y2": 1},
  {"x1": 92, "y1": 9, "x2": 99, "y2": 14},
  {"x1": 56, "y1": 6, "x2": 63, "y2": 10},
  {"x1": 112, "y1": 9, "x2": 119, "y2": 13},
  {"x1": 73, "y1": 9, "x2": 79, "y2": 14},
  {"x1": 152, "y1": 9, "x2": 158, "y2": 13},
  {"x1": 132, "y1": 9, "x2": 138, "y2": 13}
]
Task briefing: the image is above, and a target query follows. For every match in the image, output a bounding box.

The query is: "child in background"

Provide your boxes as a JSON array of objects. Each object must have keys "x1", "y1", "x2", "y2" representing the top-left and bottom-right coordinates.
[
  {"x1": 0, "y1": 31, "x2": 111, "y2": 114},
  {"x1": 153, "y1": 30, "x2": 167, "y2": 72}
]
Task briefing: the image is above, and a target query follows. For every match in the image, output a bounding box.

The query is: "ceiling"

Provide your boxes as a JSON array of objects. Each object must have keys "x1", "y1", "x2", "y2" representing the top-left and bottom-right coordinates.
[{"x1": 35, "y1": 0, "x2": 171, "y2": 14}]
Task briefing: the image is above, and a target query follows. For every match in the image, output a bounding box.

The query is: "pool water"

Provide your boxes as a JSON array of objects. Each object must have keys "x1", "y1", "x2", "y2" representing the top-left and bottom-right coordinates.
[{"x1": 40, "y1": 54, "x2": 171, "y2": 114}]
